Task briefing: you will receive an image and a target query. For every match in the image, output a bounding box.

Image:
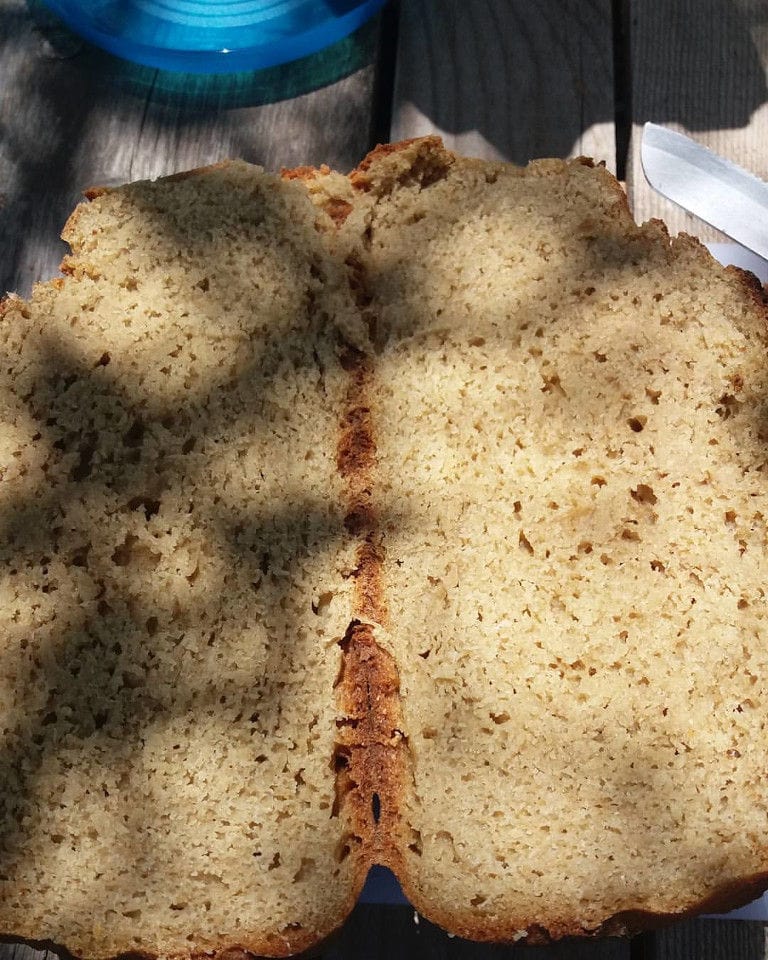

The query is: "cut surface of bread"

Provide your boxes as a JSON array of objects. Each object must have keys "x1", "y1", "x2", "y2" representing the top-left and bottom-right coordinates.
[
  {"x1": 2, "y1": 139, "x2": 768, "y2": 957},
  {"x1": 0, "y1": 162, "x2": 369, "y2": 958},
  {"x1": 336, "y1": 138, "x2": 768, "y2": 941}
]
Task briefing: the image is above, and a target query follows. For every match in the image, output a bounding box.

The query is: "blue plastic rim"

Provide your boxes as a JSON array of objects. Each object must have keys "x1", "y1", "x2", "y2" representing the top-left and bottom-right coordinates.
[{"x1": 38, "y1": 0, "x2": 388, "y2": 73}]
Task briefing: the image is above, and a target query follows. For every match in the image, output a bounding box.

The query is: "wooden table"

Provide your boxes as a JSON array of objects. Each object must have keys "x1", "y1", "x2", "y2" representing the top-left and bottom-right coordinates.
[{"x1": 2, "y1": 1, "x2": 768, "y2": 957}]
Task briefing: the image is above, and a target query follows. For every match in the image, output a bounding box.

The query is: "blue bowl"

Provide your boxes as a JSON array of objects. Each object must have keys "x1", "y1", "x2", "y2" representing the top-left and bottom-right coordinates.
[{"x1": 38, "y1": 0, "x2": 388, "y2": 73}]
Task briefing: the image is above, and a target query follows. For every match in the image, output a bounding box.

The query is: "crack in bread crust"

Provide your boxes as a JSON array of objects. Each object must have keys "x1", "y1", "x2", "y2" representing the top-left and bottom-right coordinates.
[{"x1": 332, "y1": 326, "x2": 408, "y2": 868}]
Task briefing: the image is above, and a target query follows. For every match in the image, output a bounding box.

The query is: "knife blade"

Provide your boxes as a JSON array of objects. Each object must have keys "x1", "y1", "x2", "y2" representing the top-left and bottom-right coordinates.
[{"x1": 640, "y1": 122, "x2": 768, "y2": 261}]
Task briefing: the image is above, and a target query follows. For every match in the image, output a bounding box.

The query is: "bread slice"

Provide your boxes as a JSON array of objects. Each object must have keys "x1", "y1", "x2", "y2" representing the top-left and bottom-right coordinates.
[
  {"x1": 334, "y1": 137, "x2": 768, "y2": 942},
  {"x1": 2, "y1": 139, "x2": 768, "y2": 956},
  {"x1": 0, "y1": 161, "x2": 371, "y2": 958}
]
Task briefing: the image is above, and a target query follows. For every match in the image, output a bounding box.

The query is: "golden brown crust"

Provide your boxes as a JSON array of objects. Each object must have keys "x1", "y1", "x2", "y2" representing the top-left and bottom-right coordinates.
[
  {"x1": 349, "y1": 136, "x2": 453, "y2": 194},
  {"x1": 727, "y1": 263, "x2": 768, "y2": 308},
  {"x1": 82, "y1": 185, "x2": 111, "y2": 200},
  {"x1": 350, "y1": 137, "x2": 435, "y2": 178},
  {"x1": 333, "y1": 342, "x2": 405, "y2": 837},
  {"x1": 281, "y1": 165, "x2": 354, "y2": 226},
  {"x1": 337, "y1": 398, "x2": 376, "y2": 482},
  {"x1": 280, "y1": 164, "x2": 331, "y2": 183},
  {"x1": 328, "y1": 198, "x2": 412, "y2": 878},
  {"x1": 324, "y1": 197, "x2": 354, "y2": 226}
]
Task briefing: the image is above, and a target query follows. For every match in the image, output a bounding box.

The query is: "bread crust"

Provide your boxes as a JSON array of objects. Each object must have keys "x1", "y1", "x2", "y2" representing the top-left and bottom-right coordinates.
[
  {"x1": 280, "y1": 164, "x2": 331, "y2": 183},
  {"x1": 387, "y1": 868, "x2": 768, "y2": 946},
  {"x1": 0, "y1": 912, "x2": 363, "y2": 960},
  {"x1": 348, "y1": 136, "x2": 454, "y2": 195},
  {"x1": 332, "y1": 323, "x2": 409, "y2": 870}
]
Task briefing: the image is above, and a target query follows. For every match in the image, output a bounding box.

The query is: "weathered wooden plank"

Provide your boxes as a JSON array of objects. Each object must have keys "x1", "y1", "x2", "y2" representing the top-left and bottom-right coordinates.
[
  {"x1": 322, "y1": 905, "x2": 631, "y2": 959},
  {"x1": 0, "y1": 0, "x2": 382, "y2": 296},
  {"x1": 626, "y1": 0, "x2": 768, "y2": 238},
  {"x1": 0, "y1": 942, "x2": 51, "y2": 960},
  {"x1": 643, "y1": 919, "x2": 767, "y2": 960},
  {"x1": 390, "y1": 0, "x2": 615, "y2": 170},
  {"x1": 4, "y1": 945, "x2": 47, "y2": 960}
]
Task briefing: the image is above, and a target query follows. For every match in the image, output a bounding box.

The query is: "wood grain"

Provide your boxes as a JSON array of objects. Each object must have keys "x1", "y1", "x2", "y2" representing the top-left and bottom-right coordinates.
[
  {"x1": 0, "y1": 945, "x2": 46, "y2": 960},
  {"x1": 646, "y1": 919, "x2": 767, "y2": 960},
  {"x1": 0, "y1": 0, "x2": 381, "y2": 296},
  {"x1": 322, "y1": 905, "x2": 630, "y2": 959},
  {"x1": 390, "y1": 0, "x2": 615, "y2": 170},
  {"x1": 626, "y1": 0, "x2": 768, "y2": 238}
]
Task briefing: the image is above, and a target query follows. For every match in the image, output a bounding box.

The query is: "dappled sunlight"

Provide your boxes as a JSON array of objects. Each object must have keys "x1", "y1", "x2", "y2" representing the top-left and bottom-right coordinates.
[
  {"x1": 3, "y1": 134, "x2": 768, "y2": 954},
  {"x1": 348, "y1": 141, "x2": 768, "y2": 934},
  {"x1": 0, "y1": 160, "x2": 378, "y2": 956}
]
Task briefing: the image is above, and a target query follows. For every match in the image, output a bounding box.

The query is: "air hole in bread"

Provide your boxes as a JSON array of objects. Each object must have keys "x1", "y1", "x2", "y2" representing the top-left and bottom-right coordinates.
[
  {"x1": 123, "y1": 418, "x2": 145, "y2": 447},
  {"x1": 126, "y1": 496, "x2": 161, "y2": 520},
  {"x1": 630, "y1": 483, "x2": 657, "y2": 505},
  {"x1": 518, "y1": 531, "x2": 534, "y2": 554}
]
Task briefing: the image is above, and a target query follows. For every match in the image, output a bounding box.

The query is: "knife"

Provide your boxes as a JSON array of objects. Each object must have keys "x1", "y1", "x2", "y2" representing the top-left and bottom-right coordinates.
[{"x1": 640, "y1": 122, "x2": 768, "y2": 262}]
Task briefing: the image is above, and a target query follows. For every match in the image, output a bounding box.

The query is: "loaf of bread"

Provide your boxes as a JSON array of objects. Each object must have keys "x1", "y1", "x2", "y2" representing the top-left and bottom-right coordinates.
[{"x1": 2, "y1": 138, "x2": 768, "y2": 956}]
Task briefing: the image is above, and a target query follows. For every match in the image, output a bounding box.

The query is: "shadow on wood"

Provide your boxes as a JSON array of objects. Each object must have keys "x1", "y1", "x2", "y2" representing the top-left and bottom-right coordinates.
[
  {"x1": 626, "y1": 0, "x2": 768, "y2": 239},
  {"x1": 628, "y1": 0, "x2": 768, "y2": 131},
  {"x1": 390, "y1": 0, "x2": 768, "y2": 175},
  {"x1": 0, "y1": 0, "x2": 384, "y2": 295},
  {"x1": 321, "y1": 905, "x2": 631, "y2": 959},
  {"x1": 634, "y1": 919, "x2": 767, "y2": 960}
]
